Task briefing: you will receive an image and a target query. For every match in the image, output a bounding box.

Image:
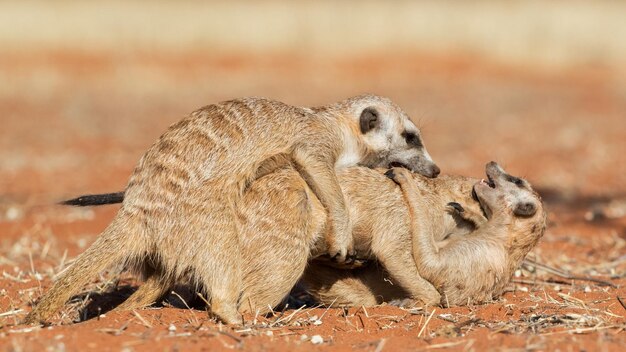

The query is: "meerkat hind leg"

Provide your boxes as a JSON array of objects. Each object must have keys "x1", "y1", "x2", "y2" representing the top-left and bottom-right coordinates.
[{"x1": 192, "y1": 200, "x2": 243, "y2": 325}]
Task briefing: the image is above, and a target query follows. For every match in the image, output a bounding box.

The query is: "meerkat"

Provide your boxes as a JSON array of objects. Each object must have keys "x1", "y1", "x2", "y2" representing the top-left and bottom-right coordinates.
[
  {"x1": 24, "y1": 95, "x2": 439, "y2": 325},
  {"x1": 304, "y1": 162, "x2": 546, "y2": 307}
]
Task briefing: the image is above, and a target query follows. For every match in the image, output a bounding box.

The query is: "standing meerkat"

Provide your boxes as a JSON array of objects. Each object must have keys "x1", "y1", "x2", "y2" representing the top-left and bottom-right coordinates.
[
  {"x1": 305, "y1": 163, "x2": 546, "y2": 307},
  {"x1": 24, "y1": 95, "x2": 439, "y2": 325}
]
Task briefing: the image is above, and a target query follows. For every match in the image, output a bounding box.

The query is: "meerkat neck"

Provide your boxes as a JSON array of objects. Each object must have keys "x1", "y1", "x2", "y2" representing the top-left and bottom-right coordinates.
[{"x1": 336, "y1": 123, "x2": 368, "y2": 169}]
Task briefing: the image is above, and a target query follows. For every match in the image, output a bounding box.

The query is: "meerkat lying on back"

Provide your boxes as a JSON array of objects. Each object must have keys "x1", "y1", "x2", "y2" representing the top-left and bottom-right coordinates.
[
  {"x1": 24, "y1": 95, "x2": 439, "y2": 325},
  {"x1": 304, "y1": 162, "x2": 546, "y2": 307}
]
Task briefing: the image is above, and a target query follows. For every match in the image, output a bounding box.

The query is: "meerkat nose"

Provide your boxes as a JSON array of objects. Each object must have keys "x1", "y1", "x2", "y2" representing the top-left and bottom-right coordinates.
[{"x1": 430, "y1": 164, "x2": 441, "y2": 178}]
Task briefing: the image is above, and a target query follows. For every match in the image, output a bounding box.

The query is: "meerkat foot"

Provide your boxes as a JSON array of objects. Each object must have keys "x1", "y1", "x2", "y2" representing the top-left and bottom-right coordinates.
[
  {"x1": 326, "y1": 234, "x2": 355, "y2": 264},
  {"x1": 421, "y1": 288, "x2": 443, "y2": 307},
  {"x1": 329, "y1": 249, "x2": 358, "y2": 265},
  {"x1": 210, "y1": 301, "x2": 242, "y2": 325},
  {"x1": 389, "y1": 292, "x2": 441, "y2": 309},
  {"x1": 389, "y1": 298, "x2": 419, "y2": 308},
  {"x1": 316, "y1": 255, "x2": 369, "y2": 269}
]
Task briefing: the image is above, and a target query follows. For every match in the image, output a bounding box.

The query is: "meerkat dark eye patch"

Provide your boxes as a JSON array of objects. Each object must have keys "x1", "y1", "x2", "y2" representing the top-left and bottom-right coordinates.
[
  {"x1": 401, "y1": 131, "x2": 423, "y2": 148},
  {"x1": 506, "y1": 175, "x2": 524, "y2": 187},
  {"x1": 359, "y1": 107, "x2": 380, "y2": 134},
  {"x1": 514, "y1": 202, "x2": 536, "y2": 217}
]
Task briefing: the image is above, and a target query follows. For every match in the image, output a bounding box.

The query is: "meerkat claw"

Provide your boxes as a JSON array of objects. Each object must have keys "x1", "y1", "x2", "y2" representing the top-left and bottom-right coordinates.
[
  {"x1": 384, "y1": 169, "x2": 397, "y2": 183},
  {"x1": 447, "y1": 202, "x2": 465, "y2": 213}
]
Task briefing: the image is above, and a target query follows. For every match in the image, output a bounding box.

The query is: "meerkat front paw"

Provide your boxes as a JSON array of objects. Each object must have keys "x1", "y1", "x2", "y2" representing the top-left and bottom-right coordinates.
[
  {"x1": 327, "y1": 244, "x2": 356, "y2": 264},
  {"x1": 384, "y1": 167, "x2": 413, "y2": 186},
  {"x1": 446, "y1": 201, "x2": 487, "y2": 227},
  {"x1": 326, "y1": 218, "x2": 355, "y2": 263},
  {"x1": 316, "y1": 255, "x2": 369, "y2": 269}
]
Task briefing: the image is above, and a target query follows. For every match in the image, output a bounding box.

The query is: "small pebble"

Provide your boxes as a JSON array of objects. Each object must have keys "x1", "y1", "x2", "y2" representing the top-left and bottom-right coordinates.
[
  {"x1": 300, "y1": 334, "x2": 308, "y2": 341},
  {"x1": 553, "y1": 285, "x2": 561, "y2": 292},
  {"x1": 310, "y1": 335, "x2": 324, "y2": 344},
  {"x1": 77, "y1": 238, "x2": 87, "y2": 249},
  {"x1": 5, "y1": 207, "x2": 21, "y2": 221},
  {"x1": 514, "y1": 269, "x2": 522, "y2": 278},
  {"x1": 312, "y1": 320, "x2": 322, "y2": 326},
  {"x1": 518, "y1": 286, "x2": 529, "y2": 292},
  {"x1": 584, "y1": 286, "x2": 592, "y2": 293},
  {"x1": 266, "y1": 331, "x2": 273, "y2": 336},
  {"x1": 168, "y1": 324, "x2": 177, "y2": 332}
]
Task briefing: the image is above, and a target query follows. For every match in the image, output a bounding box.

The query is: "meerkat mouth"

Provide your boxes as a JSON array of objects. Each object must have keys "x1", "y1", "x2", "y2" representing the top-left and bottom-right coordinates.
[
  {"x1": 471, "y1": 187, "x2": 491, "y2": 220},
  {"x1": 473, "y1": 175, "x2": 495, "y2": 220},
  {"x1": 481, "y1": 174, "x2": 496, "y2": 188}
]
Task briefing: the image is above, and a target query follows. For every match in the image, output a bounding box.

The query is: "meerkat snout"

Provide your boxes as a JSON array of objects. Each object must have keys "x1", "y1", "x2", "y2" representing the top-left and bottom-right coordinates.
[
  {"x1": 351, "y1": 95, "x2": 440, "y2": 178},
  {"x1": 473, "y1": 161, "x2": 540, "y2": 219}
]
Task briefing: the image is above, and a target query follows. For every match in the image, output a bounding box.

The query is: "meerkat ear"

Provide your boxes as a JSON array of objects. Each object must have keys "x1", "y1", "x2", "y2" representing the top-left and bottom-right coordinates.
[
  {"x1": 513, "y1": 202, "x2": 537, "y2": 217},
  {"x1": 359, "y1": 107, "x2": 380, "y2": 134}
]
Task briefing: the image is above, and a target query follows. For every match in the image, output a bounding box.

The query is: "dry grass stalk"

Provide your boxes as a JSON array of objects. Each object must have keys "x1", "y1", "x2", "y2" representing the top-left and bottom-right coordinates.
[
  {"x1": 132, "y1": 310, "x2": 152, "y2": 328},
  {"x1": 0, "y1": 309, "x2": 23, "y2": 318},
  {"x1": 418, "y1": 309, "x2": 436, "y2": 338}
]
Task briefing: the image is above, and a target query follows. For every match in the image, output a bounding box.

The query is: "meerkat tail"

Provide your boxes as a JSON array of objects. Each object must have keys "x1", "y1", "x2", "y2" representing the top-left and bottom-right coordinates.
[
  {"x1": 61, "y1": 192, "x2": 125, "y2": 206},
  {"x1": 22, "y1": 216, "x2": 136, "y2": 324}
]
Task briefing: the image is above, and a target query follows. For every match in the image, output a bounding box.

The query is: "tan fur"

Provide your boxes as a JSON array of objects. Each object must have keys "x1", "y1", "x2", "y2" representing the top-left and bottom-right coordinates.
[
  {"x1": 301, "y1": 168, "x2": 484, "y2": 307},
  {"x1": 230, "y1": 165, "x2": 482, "y2": 312},
  {"x1": 306, "y1": 163, "x2": 546, "y2": 307},
  {"x1": 24, "y1": 95, "x2": 438, "y2": 325}
]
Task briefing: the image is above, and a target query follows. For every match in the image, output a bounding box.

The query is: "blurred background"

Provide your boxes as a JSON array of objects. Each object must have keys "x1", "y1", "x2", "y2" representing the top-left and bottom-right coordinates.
[
  {"x1": 0, "y1": 0, "x2": 625, "y2": 210},
  {"x1": 1, "y1": 3, "x2": 625, "y2": 349}
]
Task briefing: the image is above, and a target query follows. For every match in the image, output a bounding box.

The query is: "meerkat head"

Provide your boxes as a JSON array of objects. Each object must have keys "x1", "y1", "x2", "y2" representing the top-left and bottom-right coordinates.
[
  {"x1": 341, "y1": 94, "x2": 440, "y2": 178},
  {"x1": 472, "y1": 162, "x2": 543, "y2": 222}
]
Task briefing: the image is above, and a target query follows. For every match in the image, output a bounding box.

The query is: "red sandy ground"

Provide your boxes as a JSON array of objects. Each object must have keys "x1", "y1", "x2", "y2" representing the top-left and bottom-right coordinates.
[{"x1": 0, "y1": 51, "x2": 625, "y2": 351}]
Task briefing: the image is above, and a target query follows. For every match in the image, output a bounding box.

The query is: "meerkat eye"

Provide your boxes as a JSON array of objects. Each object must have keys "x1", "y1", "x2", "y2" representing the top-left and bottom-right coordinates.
[
  {"x1": 507, "y1": 175, "x2": 524, "y2": 187},
  {"x1": 401, "y1": 131, "x2": 423, "y2": 148}
]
